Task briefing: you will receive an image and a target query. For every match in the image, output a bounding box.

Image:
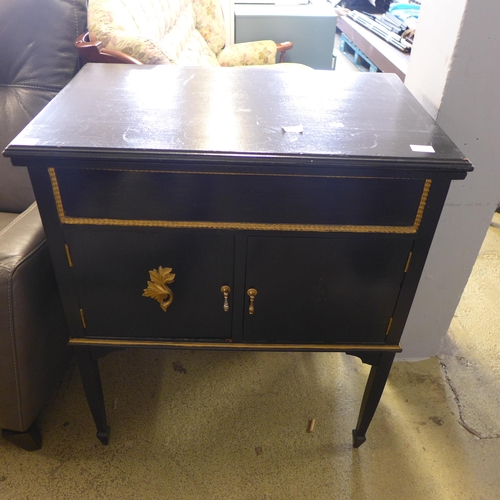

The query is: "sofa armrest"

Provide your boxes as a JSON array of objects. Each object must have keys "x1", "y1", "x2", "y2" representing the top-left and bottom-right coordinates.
[
  {"x1": 217, "y1": 40, "x2": 278, "y2": 66},
  {"x1": 0, "y1": 203, "x2": 70, "y2": 434},
  {"x1": 75, "y1": 32, "x2": 143, "y2": 65},
  {"x1": 0, "y1": 204, "x2": 45, "y2": 266},
  {"x1": 276, "y1": 41, "x2": 293, "y2": 63},
  {"x1": 77, "y1": 30, "x2": 172, "y2": 65}
]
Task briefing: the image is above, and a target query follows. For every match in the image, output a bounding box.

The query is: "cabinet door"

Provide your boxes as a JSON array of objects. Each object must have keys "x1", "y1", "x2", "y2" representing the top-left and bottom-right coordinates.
[
  {"x1": 66, "y1": 227, "x2": 234, "y2": 340},
  {"x1": 243, "y1": 236, "x2": 413, "y2": 344}
]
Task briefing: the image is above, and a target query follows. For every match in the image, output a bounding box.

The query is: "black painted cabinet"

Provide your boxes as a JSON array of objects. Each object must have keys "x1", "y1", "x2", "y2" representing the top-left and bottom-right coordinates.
[{"x1": 5, "y1": 64, "x2": 472, "y2": 447}]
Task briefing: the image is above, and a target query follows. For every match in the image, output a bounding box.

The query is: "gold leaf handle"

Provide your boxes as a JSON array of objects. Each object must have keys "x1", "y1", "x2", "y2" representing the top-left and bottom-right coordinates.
[
  {"x1": 143, "y1": 266, "x2": 175, "y2": 312},
  {"x1": 247, "y1": 288, "x2": 258, "y2": 315},
  {"x1": 221, "y1": 285, "x2": 231, "y2": 312}
]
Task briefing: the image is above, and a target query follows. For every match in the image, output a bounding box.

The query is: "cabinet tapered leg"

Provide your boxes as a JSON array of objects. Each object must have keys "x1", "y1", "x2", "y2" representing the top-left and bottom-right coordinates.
[
  {"x1": 75, "y1": 346, "x2": 110, "y2": 445},
  {"x1": 353, "y1": 351, "x2": 396, "y2": 448}
]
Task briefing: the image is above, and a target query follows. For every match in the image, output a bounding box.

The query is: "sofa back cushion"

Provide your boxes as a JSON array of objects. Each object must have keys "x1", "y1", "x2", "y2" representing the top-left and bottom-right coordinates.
[
  {"x1": 193, "y1": 0, "x2": 226, "y2": 55},
  {"x1": 89, "y1": 0, "x2": 221, "y2": 66},
  {"x1": 0, "y1": 0, "x2": 87, "y2": 213}
]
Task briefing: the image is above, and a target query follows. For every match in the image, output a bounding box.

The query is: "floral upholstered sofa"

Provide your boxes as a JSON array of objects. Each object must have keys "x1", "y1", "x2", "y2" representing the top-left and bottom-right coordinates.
[{"x1": 85, "y1": 0, "x2": 292, "y2": 66}]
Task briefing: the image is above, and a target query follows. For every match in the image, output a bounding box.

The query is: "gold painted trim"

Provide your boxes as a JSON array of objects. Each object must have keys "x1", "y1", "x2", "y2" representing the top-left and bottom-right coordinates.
[
  {"x1": 54, "y1": 217, "x2": 424, "y2": 234},
  {"x1": 65, "y1": 244, "x2": 73, "y2": 267},
  {"x1": 79, "y1": 309, "x2": 87, "y2": 329},
  {"x1": 404, "y1": 252, "x2": 413, "y2": 273},
  {"x1": 49, "y1": 168, "x2": 64, "y2": 217},
  {"x1": 385, "y1": 317, "x2": 393, "y2": 337},
  {"x1": 68, "y1": 338, "x2": 402, "y2": 352},
  {"x1": 414, "y1": 180, "x2": 431, "y2": 228},
  {"x1": 49, "y1": 168, "x2": 431, "y2": 235}
]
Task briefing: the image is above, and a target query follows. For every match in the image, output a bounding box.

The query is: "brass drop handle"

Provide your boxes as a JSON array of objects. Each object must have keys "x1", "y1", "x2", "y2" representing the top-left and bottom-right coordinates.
[
  {"x1": 247, "y1": 288, "x2": 258, "y2": 315},
  {"x1": 221, "y1": 285, "x2": 231, "y2": 312}
]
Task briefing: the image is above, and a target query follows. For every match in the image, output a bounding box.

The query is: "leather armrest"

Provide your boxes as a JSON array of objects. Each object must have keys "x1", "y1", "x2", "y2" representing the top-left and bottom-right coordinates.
[
  {"x1": 0, "y1": 203, "x2": 70, "y2": 433},
  {"x1": 0, "y1": 204, "x2": 45, "y2": 266}
]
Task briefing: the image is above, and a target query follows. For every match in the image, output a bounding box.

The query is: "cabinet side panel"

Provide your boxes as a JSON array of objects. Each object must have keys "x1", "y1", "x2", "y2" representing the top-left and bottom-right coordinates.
[
  {"x1": 386, "y1": 178, "x2": 453, "y2": 346},
  {"x1": 27, "y1": 167, "x2": 85, "y2": 337}
]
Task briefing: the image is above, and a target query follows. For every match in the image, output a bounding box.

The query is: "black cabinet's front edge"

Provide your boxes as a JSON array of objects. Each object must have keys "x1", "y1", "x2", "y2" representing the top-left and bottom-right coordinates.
[{"x1": 5, "y1": 148, "x2": 473, "y2": 178}]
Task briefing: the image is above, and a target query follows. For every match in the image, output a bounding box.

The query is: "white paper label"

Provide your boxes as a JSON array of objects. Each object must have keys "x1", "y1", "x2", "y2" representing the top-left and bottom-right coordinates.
[
  {"x1": 282, "y1": 125, "x2": 303, "y2": 134},
  {"x1": 410, "y1": 144, "x2": 435, "y2": 153}
]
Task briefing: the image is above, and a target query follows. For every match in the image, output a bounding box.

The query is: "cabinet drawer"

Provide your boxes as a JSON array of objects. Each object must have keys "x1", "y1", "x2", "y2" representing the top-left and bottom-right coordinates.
[
  {"x1": 51, "y1": 168, "x2": 429, "y2": 233},
  {"x1": 66, "y1": 227, "x2": 234, "y2": 340}
]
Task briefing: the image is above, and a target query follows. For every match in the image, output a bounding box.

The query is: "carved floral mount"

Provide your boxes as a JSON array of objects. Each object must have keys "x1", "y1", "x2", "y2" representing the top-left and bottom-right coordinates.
[{"x1": 143, "y1": 266, "x2": 175, "y2": 312}]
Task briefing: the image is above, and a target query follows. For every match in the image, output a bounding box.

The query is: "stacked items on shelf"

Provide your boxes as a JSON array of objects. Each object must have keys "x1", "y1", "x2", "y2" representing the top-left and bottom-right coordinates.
[{"x1": 335, "y1": 1, "x2": 420, "y2": 52}]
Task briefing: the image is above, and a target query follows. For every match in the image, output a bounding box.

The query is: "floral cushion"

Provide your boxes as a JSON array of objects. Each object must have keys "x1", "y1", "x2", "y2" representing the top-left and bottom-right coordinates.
[
  {"x1": 192, "y1": 0, "x2": 225, "y2": 55},
  {"x1": 88, "y1": 0, "x2": 278, "y2": 67},
  {"x1": 217, "y1": 40, "x2": 277, "y2": 66}
]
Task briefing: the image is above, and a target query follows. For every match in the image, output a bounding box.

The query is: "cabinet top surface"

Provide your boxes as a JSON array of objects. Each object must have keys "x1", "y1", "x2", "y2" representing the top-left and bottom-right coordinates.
[{"x1": 5, "y1": 64, "x2": 471, "y2": 173}]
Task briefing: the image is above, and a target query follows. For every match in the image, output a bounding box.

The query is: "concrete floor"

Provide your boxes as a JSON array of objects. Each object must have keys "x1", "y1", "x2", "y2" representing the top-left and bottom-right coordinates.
[{"x1": 1, "y1": 56, "x2": 499, "y2": 498}]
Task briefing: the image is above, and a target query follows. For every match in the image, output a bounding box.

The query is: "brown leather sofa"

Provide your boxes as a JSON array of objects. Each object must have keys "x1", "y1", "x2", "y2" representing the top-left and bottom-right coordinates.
[{"x1": 0, "y1": 0, "x2": 87, "y2": 450}]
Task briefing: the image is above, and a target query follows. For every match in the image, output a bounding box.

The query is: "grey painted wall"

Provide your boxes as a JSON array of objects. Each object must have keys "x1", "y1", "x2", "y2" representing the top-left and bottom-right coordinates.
[{"x1": 402, "y1": 0, "x2": 500, "y2": 358}]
